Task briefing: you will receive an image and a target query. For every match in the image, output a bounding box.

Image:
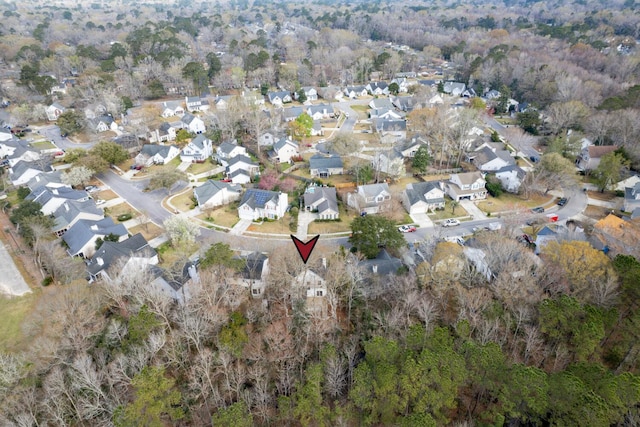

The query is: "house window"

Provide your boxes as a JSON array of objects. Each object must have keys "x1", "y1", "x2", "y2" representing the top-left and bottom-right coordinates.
[
  {"x1": 316, "y1": 290, "x2": 324, "y2": 297},
  {"x1": 252, "y1": 288, "x2": 261, "y2": 295}
]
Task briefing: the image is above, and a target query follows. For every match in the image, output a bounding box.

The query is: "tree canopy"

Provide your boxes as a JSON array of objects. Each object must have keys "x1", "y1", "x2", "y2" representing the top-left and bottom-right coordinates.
[{"x1": 349, "y1": 214, "x2": 406, "y2": 259}]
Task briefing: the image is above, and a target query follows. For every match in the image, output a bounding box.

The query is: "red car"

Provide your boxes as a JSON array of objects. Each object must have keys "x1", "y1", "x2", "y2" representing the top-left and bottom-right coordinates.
[
  {"x1": 220, "y1": 178, "x2": 232, "y2": 183},
  {"x1": 398, "y1": 225, "x2": 417, "y2": 233}
]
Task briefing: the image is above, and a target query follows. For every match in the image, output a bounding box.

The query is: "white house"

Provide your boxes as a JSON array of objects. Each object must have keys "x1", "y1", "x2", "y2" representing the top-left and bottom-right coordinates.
[
  {"x1": 267, "y1": 91, "x2": 292, "y2": 106},
  {"x1": 86, "y1": 233, "x2": 158, "y2": 282},
  {"x1": 180, "y1": 134, "x2": 213, "y2": 162},
  {"x1": 94, "y1": 115, "x2": 118, "y2": 133},
  {"x1": 366, "y1": 81, "x2": 390, "y2": 96},
  {"x1": 149, "y1": 122, "x2": 178, "y2": 144},
  {"x1": 216, "y1": 140, "x2": 247, "y2": 166},
  {"x1": 317, "y1": 86, "x2": 344, "y2": 101},
  {"x1": 160, "y1": 100, "x2": 185, "y2": 118},
  {"x1": 403, "y1": 181, "x2": 446, "y2": 213},
  {"x1": 306, "y1": 104, "x2": 334, "y2": 120},
  {"x1": 234, "y1": 252, "x2": 269, "y2": 298},
  {"x1": 62, "y1": 217, "x2": 128, "y2": 258},
  {"x1": 270, "y1": 137, "x2": 299, "y2": 164},
  {"x1": 238, "y1": 189, "x2": 288, "y2": 220},
  {"x1": 295, "y1": 86, "x2": 318, "y2": 101},
  {"x1": 52, "y1": 199, "x2": 105, "y2": 236},
  {"x1": 26, "y1": 186, "x2": 91, "y2": 216},
  {"x1": 494, "y1": 165, "x2": 526, "y2": 193},
  {"x1": 135, "y1": 144, "x2": 180, "y2": 166},
  {"x1": 347, "y1": 183, "x2": 392, "y2": 215},
  {"x1": 46, "y1": 103, "x2": 65, "y2": 121},
  {"x1": 9, "y1": 161, "x2": 51, "y2": 186},
  {"x1": 193, "y1": 180, "x2": 242, "y2": 209},
  {"x1": 469, "y1": 146, "x2": 515, "y2": 172},
  {"x1": 446, "y1": 172, "x2": 487, "y2": 201},
  {"x1": 303, "y1": 186, "x2": 339, "y2": 220},
  {"x1": 180, "y1": 113, "x2": 206, "y2": 134},
  {"x1": 226, "y1": 155, "x2": 260, "y2": 184},
  {"x1": 371, "y1": 149, "x2": 406, "y2": 177},
  {"x1": 258, "y1": 131, "x2": 278, "y2": 147},
  {"x1": 443, "y1": 82, "x2": 466, "y2": 96},
  {"x1": 309, "y1": 154, "x2": 343, "y2": 178},
  {"x1": 344, "y1": 86, "x2": 368, "y2": 99},
  {"x1": 185, "y1": 96, "x2": 209, "y2": 113}
]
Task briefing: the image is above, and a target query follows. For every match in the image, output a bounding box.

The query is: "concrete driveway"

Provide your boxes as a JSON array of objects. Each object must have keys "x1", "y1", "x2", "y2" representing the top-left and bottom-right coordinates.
[
  {"x1": 460, "y1": 200, "x2": 487, "y2": 220},
  {"x1": 0, "y1": 243, "x2": 31, "y2": 296},
  {"x1": 409, "y1": 212, "x2": 433, "y2": 228}
]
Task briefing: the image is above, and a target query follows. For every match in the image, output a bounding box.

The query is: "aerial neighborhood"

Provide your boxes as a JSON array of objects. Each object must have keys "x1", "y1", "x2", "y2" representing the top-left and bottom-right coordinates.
[{"x1": 0, "y1": 1, "x2": 639, "y2": 425}]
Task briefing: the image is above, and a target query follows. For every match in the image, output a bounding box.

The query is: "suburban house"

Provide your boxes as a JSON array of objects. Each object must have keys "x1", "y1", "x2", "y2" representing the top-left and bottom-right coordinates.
[
  {"x1": 303, "y1": 186, "x2": 339, "y2": 220},
  {"x1": 237, "y1": 189, "x2": 288, "y2": 220},
  {"x1": 390, "y1": 77, "x2": 411, "y2": 93},
  {"x1": 0, "y1": 127, "x2": 16, "y2": 142},
  {"x1": 135, "y1": 144, "x2": 180, "y2": 166},
  {"x1": 534, "y1": 226, "x2": 558, "y2": 255},
  {"x1": 180, "y1": 113, "x2": 206, "y2": 134},
  {"x1": 267, "y1": 91, "x2": 292, "y2": 106},
  {"x1": 2, "y1": 141, "x2": 41, "y2": 166},
  {"x1": 160, "y1": 100, "x2": 185, "y2": 118},
  {"x1": 27, "y1": 171, "x2": 66, "y2": 192},
  {"x1": 306, "y1": 104, "x2": 335, "y2": 120},
  {"x1": 309, "y1": 153, "x2": 344, "y2": 178},
  {"x1": 373, "y1": 119, "x2": 407, "y2": 141},
  {"x1": 396, "y1": 136, "x2": 428, "y2": 158},
  {"x1": 484, "y1": 89, "x2": 501, "y2": 100},
  {"x1": 150, "y1": 261, "x2": 200, "y2": 304},
  {"x1": 258, "y1": 131, "x2": 278, "y2": 147},
  {"x1": 443, "y1": 82, "x2": 466, "y2": 96},
  {"x1": 149, "y1": 122, "x2": 177, "y2": 143},
  {"x1": 357, "y1": 249, "x2": 404, "y2": 285},
  {"x1": 295, "y1": 86, "x2": 318, "y2": 101},
  {"x1": 311, "y1": 121, "x2": 324, "y2": 137},
  {"x1": 427, "y1": 93, "x2": 444, "y2": 105},
  {"x1": 193, "y1": 180, "x2": 242, "y2": 209},
  {"x1": 185, "y1": 96, "x2": 210, "y2": 113},
  {"x1": 369, "y1": 98, "x2": 394, "y2": 110},
  {"x1": 576, "y1": 145, "x2": 617, "y2": 171},
  {"x1": 226, "y1": 155, "x2": 260, "y2": 184},
  {"x1": 370, "y1": 107, "x2": 403, "y2": 120},
  {"x1": 494, "y1": 165, "x2": 526, "y2": 193},
  {"x1": 9, "y1": 161, "x2": 52, "y2": 186},
  {"x1": 347, "y1": 183, "x2": 392, "y2": 215},
  {"x1": 180, "y1": 134, "x2": 213, "y2": 162},
  {"x1": 371, "y1": 149, "x2": 406, "y2": 177},
  {"x1": 234, "y1": 252, "x2": 269, "y2": 298},
  {"x1": 92, "y1": 115, "x2": 118, "y2": 133},
  {"x1": 52, "y1": 199, "x2": 104, "y2": 236},
  {"x1": 269, "y1": 137, "x2": 299, "y2": 164},
  {"x1": 86, "y1": 233, "x2": 158, "y2": 282},
  {"x1": 469, "y1": 146, "x2": 515, "y2": 172},
  {"x1": 344, "y1": 86, "x2": 368, "y2": 99},
  {"x1": 293, "y1": 268, "x2": 328, "y2": 317},
  {"x1": 62, "y1": 217, "x2": 128, "y2": 258},
  {"x1": 366, "y1": 81, "x2": 390, "y2": 96},
  {"x1": 283, "y1": 106, "x2": 305, "y2": 122},
  {"x1": 624, "y1": 182, "x2": 640, "y2": 213},
  {"x1": 317, "y1": 86, "x2": 344, "y2": 101},
  {"x1": 213, "y1": 95, "x2": 235, "y2": 110},
  {"x1": 446, "y1": 172, "x2": 488, "y2": 201},
  {"x1": 593, "y1": 214, "x2": 640, "y2": 256},
  {"x1": 216, "y1": 140, "x2": 247, "y2": 166},
  {"x1": 26, "y1": 186, "x2": 91, "y2": 215},
  {"x1": 403, "y1": 181, "x2": 446, "y2": 213},
  {"x1": 113, "y1": 134, "x2": 141, "y2": 152},
  {"x1": 392, "y1": 96, "x2": 421, "y2": 112},
  {"x1": 46, "y1": 103, "x2": 65, "y2": 121}
]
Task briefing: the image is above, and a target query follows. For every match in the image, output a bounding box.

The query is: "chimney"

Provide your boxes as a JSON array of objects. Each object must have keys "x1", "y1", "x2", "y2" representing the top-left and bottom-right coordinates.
[
  {"x1": 96, "y1": 257, "x2": 104, "y2": 266},
  {"x1": 372, "y1": 264, "x2": 378, "y2": 274}
]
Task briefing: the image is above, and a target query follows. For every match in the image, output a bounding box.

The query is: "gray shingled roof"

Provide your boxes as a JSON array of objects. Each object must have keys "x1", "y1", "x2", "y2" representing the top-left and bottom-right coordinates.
[
  {"x1": 405, "y1": 181, "x2": 444, "y2": 206},
  {"x1": 218, "y1": 140, "x2": 240, "y2": 156},
  {"x1": 190, "y1": 134, "x2": 209, "y2": 150},
  {"x1": 63, "y1": 217, "x2": 128, "y2": 256},
  {"x1": 27, "y1": 171, "x2": 64, "y2": 191},
  {"x1": 359, "y1": 183, "x2": 390, "y2": 199},
  {"x1": 304, "y1": 186, "x2": 338, "y2": 214},
  {"x1": 9, "y1": 160, "x2": 50, "y2": 182},
  {"x1": 181, "y1": 112, "x2": 196, "y2": 124},
  {"x1": 309, "y1": 154, "x2": 343, "y2": 170},
  {"x1": 140, "y1": 144, "x2": 177, "y2": 158},
  {"x1": 52, "y1": 199, "x2": 104, "y2": 232},
  {"x1": 86, "y1": 233, "x2": 155, "y2": 276},
  {"x1": 194, "y1": 180, "x2": 241, "y2": 205},
  {"x1": 26, "y1": 186, "x2": 89, "y2": 208}
]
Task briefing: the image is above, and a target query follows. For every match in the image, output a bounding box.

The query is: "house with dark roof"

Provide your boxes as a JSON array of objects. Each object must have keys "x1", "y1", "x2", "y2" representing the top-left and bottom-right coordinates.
[
  {"x1": 344, "y1": 86, "x2": 368, "y2": 99},
  {"x1": 215, "y1": 140, "x2": 247, "y2": 166},
  {"x1": 283, "y1": 106, "x2": 304, "y2": 122},
  {"x1": 93, "y1": 115, "x2": 118, "y2": 133},
  {"x1": 233, "y1": 252, "x2": 270, "y2": 298},
  {"x1": 347, "y1": 183, "x2": 392, "y2": 215},
  {"x1": 396, "y1": 136, "x2": 428, "y2": 158},
  {"x1": 443, "y1": 82, "x2": 466, "y2": 96},
  {"x1": 534, "y1": 226, "x2": 558, "y2": 255},
  {"x1": 373, "y1": 119, "x2": 407, "y2": 141},
  {"x1": 62, "y1": 217, "x2": 128, "y2": 258},
  {"x1": 317, "y1": 86, "x2": 344, "y2": 101},
  {"x1": 391, "y1": 96, "x2": 420, "y2": 112},
  {"x1": 113, "y1": 134, "x2": 140, "y2": 151},
  {"x1": 9, "y1": 161, "x2": 52, "y2": 186},
  {"x1": 576, "y1": 145, "x2": 617, "y2": 171},
  {"x1": 180, "y1": 134, "x2": 213, "y2": 162},
  {"x1": 267, "y1": 91, "x2": 292, "y2": 106},
  {"x1": 371, "y1": 149, "x2": 406, "y2": 177},
  {"x1": 358, "y1": 249, "x2": 404, "y2": 288},
  {"x1": 403, "y1": 181, "x2": 446, "y2": 213},
  {"x1": 294, "y1": 86, "x2": 318, "y2": 102},
  {"x1": 309, "y1": 154, "x2": 343, "y2": 178},
  {"x1": 26, "y1": 185, "x2": 91, "y2": 215},
  {"x1": 238, "y1": 189, "x2": 288, "y2": 220},
  {"x1": 306, "y1": 104, "x2": 335, "y2": 120},
  {"x1": 149, "y1": 260, "x2": 200, "y2": 304},
  {"x1": 226, "y1": 155, "x2": 260, "y2": 184},
  {"x1": 86, "y1": 233, "x2": 158, "y2": 282},
  {"x1": 135, "y1": 144, "x2": 180, "y2": 166},
  {"x1": 366, "y1": 81, "x2": 389, "y2": 96},
  {"x1": 194, "y1": 180, "x2": 242, "y2": 209},
  {"x1": 303, "y1": 186, "x2": 339, "y2": 220},
  {"x1": 185, "y1": 95, "x2": 209, "y2": 113},
  {"x1": 369, "y1": 98, "x2": 394, "y2": 110},
  {"x1": 468, "y1": 146, "x2": 515, "y2": 172},
  {"x1": 270, "y1": 137, "x2": 299, "y2": 164},
  {"x1": 149, "y1": 122, "x2": 177, "y2": 143},
  {"x1": 624, "y1": 182, "x2": 640, "y2": 213},
  {"x1": 446, "y1": 172, "x2": 487, "y2": 201},
  {"x1": 180, "y1": 113, "x2": 206, "y2": 134},
  {"x1": 52, "y1": 199, "x2": 104, "y2": 236},
  {"x1": 27, "y1": 171, "x2": 66, "y2": 192}
]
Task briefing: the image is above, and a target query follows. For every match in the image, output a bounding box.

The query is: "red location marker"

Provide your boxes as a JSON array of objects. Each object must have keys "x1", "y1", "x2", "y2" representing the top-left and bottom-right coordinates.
[{"x1": 290, "y1": 234, "x2": 319, "y2": 264}]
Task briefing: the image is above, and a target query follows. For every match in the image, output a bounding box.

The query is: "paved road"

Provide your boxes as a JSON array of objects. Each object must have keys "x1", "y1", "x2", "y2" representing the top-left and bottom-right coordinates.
[
  {"x1": 37, "y1": 125, "x2": 96, "y2": 151},
  {"x1": 0, "y1": 242, "x2": 31, "y2": 296},
  {"x1": 482, "y1": 115, "x2": 541, "y2": 160}
]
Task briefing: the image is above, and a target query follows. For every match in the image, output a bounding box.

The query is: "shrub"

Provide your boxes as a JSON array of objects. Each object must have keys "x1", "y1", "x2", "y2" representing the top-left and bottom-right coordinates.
[
  {"x1": 117, "y1": 213, "x2": 132, "y2": 221},
  {"x1": 42, "y1": 276, "x2": 53, "y2": 286},
  {"x1": 615, "y1": 190, "x2": 625, "y2": 197},
  {"x1": 16, "y1": 187, "x2": 31, "y2": 200}
]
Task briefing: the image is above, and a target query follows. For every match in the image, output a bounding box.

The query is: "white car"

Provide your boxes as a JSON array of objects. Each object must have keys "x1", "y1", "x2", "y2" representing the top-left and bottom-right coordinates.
[
  {"x1": 442, "y1": 219, "x2": 460, "y2": 227},
  {"x1": 95, "y1": 199, "x2": 106, "y2": 206}
]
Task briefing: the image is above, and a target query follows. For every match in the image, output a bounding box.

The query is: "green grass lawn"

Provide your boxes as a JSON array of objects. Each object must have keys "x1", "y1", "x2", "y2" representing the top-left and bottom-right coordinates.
[
  {"x1": 186, "y1": 159, "x2": 216, "y2": 175},
  {"x1": 477, "y1": 193, "x2": 552, "y2": 214},
  {"x1": 30, "y1": 140, "x2": 56, "y2": 150},
  {"x1": 104, "y1": 203, "x2": 137, "y2": 222},
  {"x1": 308, "y1": 204, "x2": 355, "y2": 234},
  {"x1": 199, "y1": 204, "x2": 240, "y2": 228},
  {"x1": 247, "y1": 213, "x2": 292, "y2": 234},
  {"x1": 0, "y1": 293, "x2": 37, "y2": 352},
  {"x1": 428, "y1": 201, "x2": 470, "y2": 220},
  {"x1": 171, "y1": 190, "x2": 196, "y2": 212}
]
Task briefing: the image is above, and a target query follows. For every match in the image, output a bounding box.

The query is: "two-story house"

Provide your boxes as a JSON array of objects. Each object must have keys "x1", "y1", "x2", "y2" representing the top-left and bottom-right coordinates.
[
  {"x1": 402, "y1": 181, "x2": 446, "y2": 213},
  {"x1": 226, "y1": 155, "x2": 260, "y2": 184},
  {"x1": 52, "y1": 199, "x2": 105, "y2": 236},
  {"x1": 576, "y1": 145, "x2": 617, "y2": 171},
  {"x1": 295, "y1": 87, "x2": 318, "y2": 101},
  {"x1": 446, "y1": 172, "x2": 487, "y2": 201},
  {"x1": 306, "y1": 104, "x2": 335, "y2": 120},
  {"x1": 86, "y1": 233, "x2": 158, "y2": 282},
  {"x1": 46, "y1": 103, "x2": 65, "y2": 121},
  {"x1": 9, "y1": 161, "x2": 52, "y2": 186},
  {"x1": 347, "y1": 183, "x2": 392, "y2": 215},
  {"x1": 270, "y1": 137, "x2": 299, "y2": 164},
  {"x1": 443, "y1": 82, "x2": 466, "y2": 96},
  {"x1": 234, "y1": 252, "x2": 269, "y2": 298},
  {"x1": 193, "y1": 180, "x2": 242, "y2": 209},
  {"x1": 366, "y1": 81, "x2": 390, "y2": 96},
  {"x1": 215, "y1": 140, "x2": 247, "y2": 166},
  {"x1": 267, "y1": 91, "x2": 292, "y2": 107},
  {"x1": 160, "y1": 100, "x2": 185, "y2": 118},
  {"x1": 180, "y1": 113, "x2": 206, "y2": 134},
  {"x1": 468, "y1": 146, "x2": 515, "y2": 172},
  {"x1": 93, "y1": 115, "x2": 118, "y2": 133},
  {"x1": 26, "y1": 186, "x2": 91, "y2": 216},
  {"x1": 185, "y1": 96, "x2": 210, "y2": 113},
  {"x1": 344, "y1": 86, "x2": 368, "y2": 99},
  {"x1": 62, "y1": 217, "x2": 128, "y2": 258},
  {"x1": 149, "y1": 122, "x2": 178, "y2": 143},
  {"x1": 238, "y1": 189, "x2": 288, "y2": 220},
  {"x1": 180, "y1": 134, "x2": 213, "y2": 162}
]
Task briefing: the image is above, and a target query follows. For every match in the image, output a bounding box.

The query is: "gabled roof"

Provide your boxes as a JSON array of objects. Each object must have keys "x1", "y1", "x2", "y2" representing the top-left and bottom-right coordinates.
[
  {"x1": 26, "y1": 185, "x2": 88, "y2": 206},
  {"x1": 268, "y1": 91, "x2": 290, "y2": 102},
  {"x1": 495, "y1": 165, "x2": 526, "y2": 179},
  {"x1": 86, "y1": 233, "x2": 155, "y2": 276},
  {"x1": 405, "y1": 181, "x2": 444, "y2": 205},
  {"x1": 140, "y1": 144, "x2": 177, "y2": 158},
  {"x1": 358, "y1": 183, "x2": 390, "y2": 198},
  {"x1": 307, "y1": 104, "x2": 334, "y2": 115},
  {"x1": 181, "y1": 112, "x2": 198, "y2": 124},
  {"x1": 237, "y1": 252, "x2": 268, "y2": 280},
  {"x1": 346, "y1": 86, "x2": 366, "y2": 93},
  {"x1": 368, "y1": 81, "x2": 388, "y2": 90},
  {"x1": 63, "y1": 217, "x2": 128, "y2": 256},
  {"x1": 309, "y1": 153, "x2": 343, "y2": 170},
  {"x1": 52, "y1": 199, "x2": 104, "y2": 232},
  {"x1": 537, "y1": 226, "x2": 557, "y2": 236},
  {"x1": 194, "y1": 180, "x2": 241, "y2": 204},
  {"x1": 273, "y1": 137, "x2": 297, "y2": 152},
  {"x1": 239, "y1": 189, "x2": 281, "y2": 210},
  {"x1": 358, "y1": 249, "x2": 403, "y2": 275},
  {"x1": 97, "y1": 115, "x2": 114, "y2": 125},
  {"x1": 587, "y1": 145, "x2": 617, "y2": 159},
  {"x1": 283, "y1": 106, "x2": 304, "y2": 119},
  {"x1": 370, "y1": 98, "x2": 393, "y2": 109},
  {"x1": 27, "y1": 171, "x2": 65, "y2": 191},
  {"x1": 218, "y1": 140, "x2": 241, "y2": 155},
  {"x1": 304, "y1": 186, "x2": 338, "y2": 213},
  {"x1": 189, "y1": 134, "x2": 210, "y2": 150},
  {"x1": 10, "y1": 160, "x2": 51, "y2": 181},
  {"x1": 375, "y1": 119, "x2": 407, "y2": 132},
  {"x1": 452, "y1": 171, "x2": 484, "y2": 185},
  {"x1": 228, "y1": 154, "x2": 257, "y2": 168},
  {"x1": 161, "y1": 100, "x2": 183, "y2": 110}
]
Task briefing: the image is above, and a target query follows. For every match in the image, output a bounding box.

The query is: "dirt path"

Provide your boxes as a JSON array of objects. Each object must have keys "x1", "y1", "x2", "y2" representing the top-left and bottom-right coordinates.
[{"x1": 0, "y1": 211, "x2": 43, "y2": 290}]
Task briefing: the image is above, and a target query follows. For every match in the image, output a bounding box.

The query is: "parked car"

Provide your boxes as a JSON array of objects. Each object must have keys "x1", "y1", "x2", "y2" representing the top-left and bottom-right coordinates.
[
  {"x1": 442, "y1": 218, "x2": 460, "y2": 227},
  {"x1": 85, "y1": 185, "x2": 98, "y2": 192},
  {"x1": 557, "y1": 197, "x2": 568, "y2": 206},
  {"x1": 398, "y1": 225, "x2": 417, "y2": 233},
  {"x1": 529, "y1": 155, "x2": 539, "y2": 163},
  {"x1": 531, "y1": 206, "x2": 545, "y2": 213},
  {"x1": 95, "y1": 199, "x2": 106, "y2": 206}
]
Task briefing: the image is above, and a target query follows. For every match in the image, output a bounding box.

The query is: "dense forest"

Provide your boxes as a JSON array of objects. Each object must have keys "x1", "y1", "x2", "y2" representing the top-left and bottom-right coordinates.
[{"x1": 0, "y1": 0, "x2": 640, "y2": 426}]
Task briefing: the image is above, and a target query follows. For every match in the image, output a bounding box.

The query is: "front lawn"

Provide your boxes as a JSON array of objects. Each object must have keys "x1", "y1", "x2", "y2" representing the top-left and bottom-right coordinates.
[
  {"x1": 477, "y1": 193, "x2": 551, "y2": 214},
  {"x1": 186, "y1": 159, "x2": 217, "y2": 175},
  {"x1": 586, "y1": 190, "x2": 618, "y2": 202},
  {"x1": 198, "y1": 204, "x2": 240, "y2": 228},
  {"x1": 171, "y1": 190, "x2": 196, "y2": 212},
  {"x1": 95, "y1": 189, "x2": 118, "y2": 201},
  {"x1": 128, "y1": 222, "x2": 164, "y2": 241},
  {"x1": 29, "y1": 140, "x2": 57, "y2": 150},
  {"x1": 308, "y1": 205, "x2": 355, "y2": 234},
  {"x1": 428, "y1": 201, "x2": 470, "y2": 220},
  {"x1": 247, "y1": 213, "x2": 292, "y2": 234},
  {"x1": 104, "y1": 203, "x2": 137, "y2": 222},
  {"x1": 0, "y1": 293, "x2": 37, "y2": 352},
  {"x1": 146, "y1": 156, "x2": 181, "y2": 173}
]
